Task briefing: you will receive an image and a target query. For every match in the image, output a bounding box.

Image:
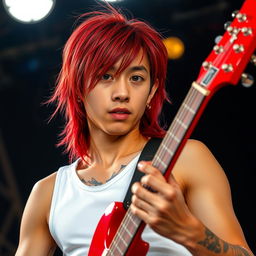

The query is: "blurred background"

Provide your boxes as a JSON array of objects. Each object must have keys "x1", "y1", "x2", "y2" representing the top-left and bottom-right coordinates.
[{"x1": 0, "y1": 0, "x2": 255, "y2": 255}]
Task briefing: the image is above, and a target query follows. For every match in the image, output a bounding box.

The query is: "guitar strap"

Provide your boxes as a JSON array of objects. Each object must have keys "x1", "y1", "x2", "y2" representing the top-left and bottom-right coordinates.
[{"x1": 123, "y1": 137, "x2": 162, "y2": 210}]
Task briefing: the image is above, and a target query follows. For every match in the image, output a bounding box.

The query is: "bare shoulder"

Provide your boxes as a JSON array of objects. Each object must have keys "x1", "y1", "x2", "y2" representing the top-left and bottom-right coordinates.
[
  {"x1": 16, "y1": 172, "x2": 58, "y2": 255},
  {"x1": 21, "y1": 171, "x2": 58, "y2": 230},
  {"x1": 31, "y1": 172, "x2": 57, "y2": 220},
  {"x1": 172, "y1": 139, "x2": 228, "y2": 190},
  {"x1": 29, "y1": 172, "x2": 57, "y2": 208},
  {"x1": 176, "y1": 139, "x2": 218, "y2": 165},
  {"x1": 33, "y1": 172, "x2": 57, "y2": 198}
]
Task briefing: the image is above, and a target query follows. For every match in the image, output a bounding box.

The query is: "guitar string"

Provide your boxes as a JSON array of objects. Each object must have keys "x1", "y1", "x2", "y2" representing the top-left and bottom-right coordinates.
[
  {"x1": 152, "y1": 88, "x2": 195, "y2": 170},
  {"x1": 153, "y1": 86, "x2": 204, "y2": 173},
  {"x1": 107, "y1": 86, "x2": 206, "y2": 254}
]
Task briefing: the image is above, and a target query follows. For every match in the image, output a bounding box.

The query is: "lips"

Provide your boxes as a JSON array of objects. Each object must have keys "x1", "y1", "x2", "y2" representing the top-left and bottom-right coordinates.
[
  {"x1": 109, "y1": 108, "x2": 131, "y2": 120},
  {"x1": 109, "y1": 108, "x2": 131, "y2": 114}
]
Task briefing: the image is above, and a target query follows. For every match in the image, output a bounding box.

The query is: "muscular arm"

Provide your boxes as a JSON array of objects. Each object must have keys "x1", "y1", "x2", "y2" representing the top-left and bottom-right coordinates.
[
  {"x1": 16, "y1": 173, "x2": 57, "y2": 256},
  {"x1": 180, "y1": 140, "x2": 252, "y2": 255},
  {"x1": 131, "y1": 139, "x2": 253, "y2": 256}
]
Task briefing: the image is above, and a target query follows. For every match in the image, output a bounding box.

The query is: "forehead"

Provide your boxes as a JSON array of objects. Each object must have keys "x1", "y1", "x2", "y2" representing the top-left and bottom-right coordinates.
[{"x1": 110, "y1": 49, "x2": 150, "y2": 73}]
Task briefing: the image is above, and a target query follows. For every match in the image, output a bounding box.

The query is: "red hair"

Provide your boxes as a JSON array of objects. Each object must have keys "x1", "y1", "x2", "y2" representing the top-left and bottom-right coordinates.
[{"x1": 49, "y1": 5, "x2": 168, "y2": 161}]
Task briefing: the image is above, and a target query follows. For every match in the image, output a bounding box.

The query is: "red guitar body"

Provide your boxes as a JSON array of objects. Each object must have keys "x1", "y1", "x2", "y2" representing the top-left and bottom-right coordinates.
[{"x1": 88, "y1": 202, "x2": 148, "y2": 256}]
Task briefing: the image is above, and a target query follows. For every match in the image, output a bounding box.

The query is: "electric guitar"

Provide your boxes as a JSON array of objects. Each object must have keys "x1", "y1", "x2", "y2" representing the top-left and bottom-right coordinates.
[{"x1": 89, "y1": 0, "x2": 256, "y2": 254}]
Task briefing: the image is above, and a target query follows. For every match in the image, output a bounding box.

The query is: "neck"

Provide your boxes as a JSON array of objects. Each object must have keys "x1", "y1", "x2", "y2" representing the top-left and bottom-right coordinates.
[{"x1": 86, "y1": 129, "x2": 148, "y2": 168}]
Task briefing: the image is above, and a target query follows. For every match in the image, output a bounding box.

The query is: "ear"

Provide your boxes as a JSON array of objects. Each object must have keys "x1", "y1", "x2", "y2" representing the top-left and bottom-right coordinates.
[{"x1": 147, "y1": 79, "x2": 158, "y2": 105}]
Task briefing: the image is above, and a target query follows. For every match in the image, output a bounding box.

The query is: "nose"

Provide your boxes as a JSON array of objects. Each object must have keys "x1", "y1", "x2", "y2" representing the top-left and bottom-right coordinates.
[{"x1": 111, "y1": 79, "x2": 129, "y2": 103}]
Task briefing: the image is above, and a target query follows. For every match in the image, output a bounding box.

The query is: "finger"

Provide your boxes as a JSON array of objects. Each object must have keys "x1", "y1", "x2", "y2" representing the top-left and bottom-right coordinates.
[
  {"x1": 130, "y1": 202, "x2": 151, "y2": 223},
  {"x1": 131, "y1": 194, "x2": 155, "y2": 213},
  {"x1": 138, "y1": 161, "x2": 165, "y2": 181},
  {"x1": 131, "y1": 183, "x2": 174, "y2": 221},
  {"x1": 131, "y1": 182, "x2": 163, "y2": 208},
  {"x1": 140, "y1": 173, "x2": 178, "y2": 202}
]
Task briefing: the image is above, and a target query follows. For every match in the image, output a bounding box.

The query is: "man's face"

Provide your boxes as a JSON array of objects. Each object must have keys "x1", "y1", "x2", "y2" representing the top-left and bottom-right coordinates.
[{"x1": 83, "y1": 50, "x2": 157, "y2": 137}]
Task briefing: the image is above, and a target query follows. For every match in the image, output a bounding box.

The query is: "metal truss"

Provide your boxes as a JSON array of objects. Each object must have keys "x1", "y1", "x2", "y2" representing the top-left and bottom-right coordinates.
[{"x1": 0, "y1": 130, "x2": 23, "y2": 255}]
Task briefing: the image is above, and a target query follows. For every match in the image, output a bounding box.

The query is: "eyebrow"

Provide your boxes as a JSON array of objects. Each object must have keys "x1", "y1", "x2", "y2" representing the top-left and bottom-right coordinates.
[
  {"x1": 129, "y1": 66, "x2": 148, "y2": 73},
  {"x1": 109, "y1": 65, "x2": 149, "y2": 73}
]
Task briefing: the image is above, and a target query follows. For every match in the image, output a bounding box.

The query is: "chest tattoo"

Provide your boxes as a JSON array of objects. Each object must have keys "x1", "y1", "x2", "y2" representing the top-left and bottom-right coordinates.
[{"x1": 80, "y1": 164, "x2": 127, "y2": 186}]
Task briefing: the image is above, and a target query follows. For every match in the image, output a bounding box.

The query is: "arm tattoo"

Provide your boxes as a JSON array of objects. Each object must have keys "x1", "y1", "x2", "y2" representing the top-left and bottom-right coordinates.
[
  {"x1": 81, "y1": 165, "x2": 127, "y2": 186},
  {"x1": 198, "y1": 228, "x2": 251, "y2": 255}
]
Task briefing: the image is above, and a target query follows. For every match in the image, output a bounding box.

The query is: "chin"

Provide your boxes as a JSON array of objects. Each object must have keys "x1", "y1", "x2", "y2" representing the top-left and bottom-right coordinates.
[
  {"x1": 103, "y1": 122, "x2": 139, "y2": 136},
  {"x1": 104, "y1": 126, "x2": 133, "y2": 136},
  {"x1": 106, "y1": 130, "x2": 130, "y2": 136}
]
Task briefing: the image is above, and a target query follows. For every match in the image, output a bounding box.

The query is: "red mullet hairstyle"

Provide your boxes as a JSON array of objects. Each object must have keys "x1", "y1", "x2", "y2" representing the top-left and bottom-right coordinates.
[{"x1": 49, "y1": 5, "x2": 169, "y2": 162}]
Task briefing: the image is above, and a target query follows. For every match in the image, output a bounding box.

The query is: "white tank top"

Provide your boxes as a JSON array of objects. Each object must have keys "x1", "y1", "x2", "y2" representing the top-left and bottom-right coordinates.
[{"x1": 49, "y1": 154, "x2": 192, "y2": 256}]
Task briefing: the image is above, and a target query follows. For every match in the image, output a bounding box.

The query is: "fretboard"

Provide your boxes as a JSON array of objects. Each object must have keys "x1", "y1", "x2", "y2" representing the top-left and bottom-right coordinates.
[{"x1": 107, "y1": 84, "x2": 207, "y2": 255}]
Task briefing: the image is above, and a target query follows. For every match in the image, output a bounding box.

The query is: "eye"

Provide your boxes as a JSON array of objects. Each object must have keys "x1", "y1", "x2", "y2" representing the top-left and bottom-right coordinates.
[
  {"x1": 131, "y1": 75, "x2": 144, "y2": 82},
  {"x1": 101, "y1": 73, "x2": 113, "y2": 81}
]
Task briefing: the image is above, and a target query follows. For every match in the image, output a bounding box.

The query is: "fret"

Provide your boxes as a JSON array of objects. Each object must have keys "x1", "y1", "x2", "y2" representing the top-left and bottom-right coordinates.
[
  {"x1": 182, "y1": 102, "x2": 196, "y2": 114},
  {"x1": 162, "y1": 143, "x2": 174, "y2": 156},
  {"x1": 122, "y1": 224, "x2": 133, "y2": 237},
  {"x1": 116, "y1": 231, "x2": 128, "y2": 246},
  {"x1": 107, "y1": 211, "x2": 140, "y2": 255},
  {"x1": 174, "y1": 117, "x2": 188, "y2": 129},
  {"x1": 110, "y1": 238, "x2": 122, "y2": 255},
  {"x1": 166, "y1": 132, "x2": 181, "y2": 143},
  {"x1": 109, "y1": 237, "x2": 123, "y2": 256},
  {"x1": 151, "y1": 87, "x2": 206, "y2": 175},
  {"x1": 127, "y1": 211, "x2": 139, "y2": 227},
  {"x1": 115, "y1": 244, "x2": 123, "y2": 254},
  {"x1": 155, "y1": 154, "x2": 168, "y2": 169}
]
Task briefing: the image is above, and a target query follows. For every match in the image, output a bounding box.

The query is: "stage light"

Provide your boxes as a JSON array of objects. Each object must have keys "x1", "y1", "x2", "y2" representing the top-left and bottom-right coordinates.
[
  {"x1": 163, "y1": 37, "x2": 185, "y2": 59},
  {"x1": 2, "y1": 0, "x2": 56, "y2": 24},
  {"x1": 100, "y1": 0, "x2": 123, "y2": 2}
]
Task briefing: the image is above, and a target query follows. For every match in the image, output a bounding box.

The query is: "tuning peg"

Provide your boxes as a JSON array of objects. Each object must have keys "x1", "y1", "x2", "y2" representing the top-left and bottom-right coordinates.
[
  {"x1": 213, "y1": 45, "x2": 224, "y2": 54},
  {"x1": 231, "y1": 10, "x2": 247, "y2": 22},
  {"x1": 222, "y1": 64, "x2": 233, "y2": 72},
  {"x1": 233, "y1": 44, "x2": 244, "y2": 53},
  {"x1": 241, "y1": 27, "x2": 253, "y2": 36},
  {"x1": 224, "y1": 21, "x2": 232, "y2": 31},
  {"x1": 231, "y1": 10, "x2": 239, "y2": 18},
  {"x1": 214, "y1": 35, "x2": 222, "y2": 44},
  {"x1": 236, "y1": 13, "x2": 247, "y2": 22},
  {"x1": 202, "y1": 61, "x2": 211, "y2": 70},
  {"x1": 241, "y1": 73, "x2": 254, "y2": 87},
  {"x1": 251, "y1": 54, "x2": 256, "y2": 66}
]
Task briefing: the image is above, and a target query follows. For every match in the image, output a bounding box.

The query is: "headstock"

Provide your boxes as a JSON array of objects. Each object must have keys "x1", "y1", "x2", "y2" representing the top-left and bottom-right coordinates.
[{"x1": 196, "y1": 0, "x2": 256, "y2": 94}]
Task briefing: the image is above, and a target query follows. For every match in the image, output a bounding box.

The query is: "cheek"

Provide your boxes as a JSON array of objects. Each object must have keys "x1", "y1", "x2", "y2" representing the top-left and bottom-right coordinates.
[
  {"x1": 135, "y1": 97, "x2": 148, "y2": 117},
  {"x1": 84, "y1": 93, "x2": 106, "y2": 124},
  {"x1": 83, "y1": 99, "x2": 97, "y2": 122},
  {"x1": 84, "y1": 101, "x2": 101, "y2": 121},
  {"x1": 84, "y1": 91, "x2": 105, "y2": 116}
]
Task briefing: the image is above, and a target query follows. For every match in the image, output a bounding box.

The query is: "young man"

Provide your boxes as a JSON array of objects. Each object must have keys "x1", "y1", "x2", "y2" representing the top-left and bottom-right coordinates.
[{"x1": 16, "y1": 5, "x2": 253, "y2": 256}]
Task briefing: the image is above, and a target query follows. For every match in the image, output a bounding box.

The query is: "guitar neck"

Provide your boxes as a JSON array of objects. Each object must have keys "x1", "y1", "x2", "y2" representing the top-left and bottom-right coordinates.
[
  {"x1": 152, "y1": 83, "x2": 208, "y2": 175},
  {"x1": 108, "y1": 83, "x2": 210, "y2": 255}
]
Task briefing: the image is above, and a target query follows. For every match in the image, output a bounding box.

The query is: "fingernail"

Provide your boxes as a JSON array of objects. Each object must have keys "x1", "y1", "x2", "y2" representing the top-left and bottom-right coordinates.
[
  {"x1": 131, "y1": 183, "x2": 137, "y2": 192},
  {"x1": 138, "y1": 161, "x2": 144, "y2": 169}
]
